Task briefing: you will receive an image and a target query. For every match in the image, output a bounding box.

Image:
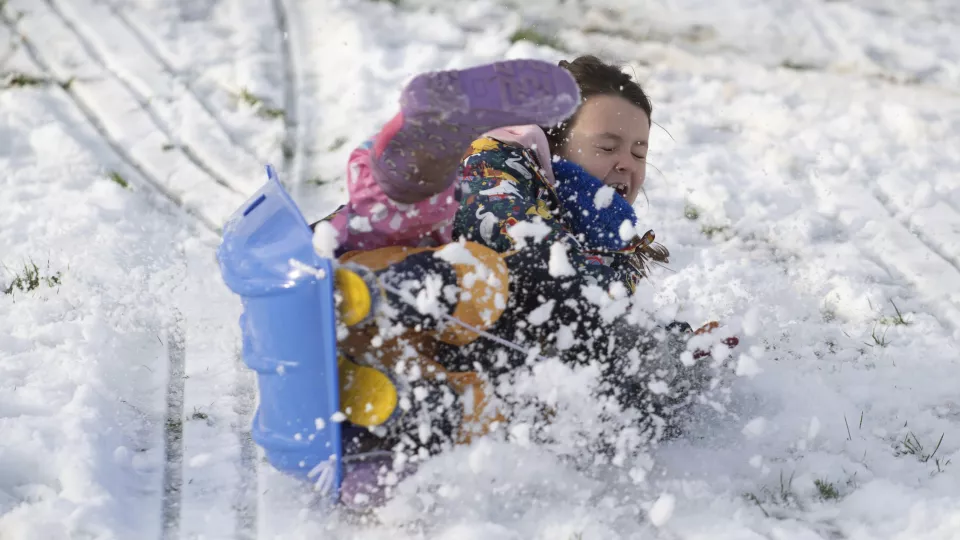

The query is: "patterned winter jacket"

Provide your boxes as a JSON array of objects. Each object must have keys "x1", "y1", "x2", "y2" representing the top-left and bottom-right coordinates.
[{"x1": 453, "y1": 135, "x2": 658, "y2": 296}]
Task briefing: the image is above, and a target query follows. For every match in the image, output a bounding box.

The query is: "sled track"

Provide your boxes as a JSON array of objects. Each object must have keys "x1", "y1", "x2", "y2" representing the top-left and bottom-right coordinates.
[
  {"x1": 562, "y1": 24, "x2": 960, "y2": 337},
  {"x1": 233, "y1": 351, "x2": 260, "y2": 540},
  {"x1": 102, "y1": 3, "x2": 266, "y2": 168},
  {"x1": 273, "y1": 0, "x2": 304, "y2": 188},
  {"x1": 5, "y1": 3, "x2": 281, "y2": 536},
  {"x1": 163, "y1": 317, "x2": 187, "y2": 540},
  {"x1": 863, "y1": 186, "x2": 960, "y2": 334},
  {"x1": 804, "y1": 167, "x2": 960, "y2": 334},
  {"x1": 42, "y1": 0, "x2": 247, "y2": 196},
  {"x1": 0, "y1": 13, "x2": 224, "y2": 234},
  {"x1": 870, "y1": 185, "x2": 960, "y2": 276},
  {"x1": 0, "y1": 5, "x2": 274, "y2": 540}
]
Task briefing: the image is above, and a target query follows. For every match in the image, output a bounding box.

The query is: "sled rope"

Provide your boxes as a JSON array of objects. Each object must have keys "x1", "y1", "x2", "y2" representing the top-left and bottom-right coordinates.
[
  {"x1": 291, "y1": 258, "x2": 553, "y2": 363},
  {"x1": 378, "y1": 281, "x2": 553, "y2": 363}
]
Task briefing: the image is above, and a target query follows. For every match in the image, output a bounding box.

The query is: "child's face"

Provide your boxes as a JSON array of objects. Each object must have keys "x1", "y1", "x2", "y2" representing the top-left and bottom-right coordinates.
[{"x1": 558, "y1": 95, "x2": 650, "y2": 205}]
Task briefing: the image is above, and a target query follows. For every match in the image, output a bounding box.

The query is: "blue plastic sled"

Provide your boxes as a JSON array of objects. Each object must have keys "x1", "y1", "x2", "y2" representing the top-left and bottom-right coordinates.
[{"x1": 217, "y1": 165, "x2": 342, "y2": 497}]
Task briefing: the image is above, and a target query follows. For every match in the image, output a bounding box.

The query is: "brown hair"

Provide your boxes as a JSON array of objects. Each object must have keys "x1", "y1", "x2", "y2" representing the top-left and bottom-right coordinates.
[
  {"x1": 544, "y1": 55, "x2": 653, "y2": 157},
  {"x1": 546, "y1": 55, "x2": 667, "y2": 274}
]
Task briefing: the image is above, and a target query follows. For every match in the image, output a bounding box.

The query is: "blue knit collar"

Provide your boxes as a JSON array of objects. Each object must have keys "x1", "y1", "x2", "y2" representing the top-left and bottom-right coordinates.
[{"x1": 550, "y1": 158, "x2": 639, "y2": 252}]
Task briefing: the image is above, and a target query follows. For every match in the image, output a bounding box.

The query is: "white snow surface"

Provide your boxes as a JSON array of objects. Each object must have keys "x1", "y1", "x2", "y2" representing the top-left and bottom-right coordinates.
[{"x1": 1, "y1": 0, "x2": 960, "y2": 538}]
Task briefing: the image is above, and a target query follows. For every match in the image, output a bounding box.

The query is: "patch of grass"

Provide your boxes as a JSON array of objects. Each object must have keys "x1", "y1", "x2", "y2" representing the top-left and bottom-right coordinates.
[
  {"x1": 581, "y1": 25, "x2": 636, "y2": 41},
  {"x1": 0, "y1": 1, "x2": 24, "y2": 22},
  {"x1": 701, "y1": 224, "x2": 730, "y2": 239},
  {"x1": 261, "y1": 106, "x2": 285, "y2": 119},
  {"x1": 865, "y1": 322, "x2": 891, "y2": 348},
  {"x1": 166, "y1": 417, "x2": 183, "y2": 441},
  {"x1": 5, "y1": 72, "x2": 46, "y2": 87},
  {"x1": 2, "y1": 259, "x2": 62, "y2": 295},
  {"x1": 781, "y1": 60, "x2": 818, "y2": 71},
  {"x1": 161, "y1": 143, "x2": 175, "y2": 151},
  {"x1": 777, "y1": 470, "x2": 797, "y2": 503},
  {"x1": 2, "y1": 72, "x2": 78, "y2": 90},
  {"x1": 328, "y1": 136, "x2": 348, "y2": 152},
  {"x1": 814, "y1": 479, "x2": 840, "y2": 500},
  {"x1": 743, "y1": 492, "x2": 769, "y2": 517},
  {"x1": 844, "y1": 411, "x2": 864, "y2": 440},
  {"x1": 237, "y1": 87, "x2": 261, "y2": 107},
  {"x1": 509, "y1": 27, "x2": 564, "y2": 51},
  {"x1": 190, "y1": 407, "x2": 209, "y2": 421},
  {"x1": 109, "y1": 171, "x2": 129, "y2": 189},
  {"x1": 896, "y1": 432, "x2": 946, "y2": 464},
  {"x1": 282, "y1": 142, "x2": 294, "y2": 159},
  {"x1": 684, "y1": 204, "x2": 700, "y2": 221},
  {"x1": 236, "y1": 87, "x2": 285, "y2": 120},
  {"x1": 879, "y1": 299, "x2": 911, "y2": 326},
  {"x1": 752, "y1": 470, "x2": 800, "y2": 507}
]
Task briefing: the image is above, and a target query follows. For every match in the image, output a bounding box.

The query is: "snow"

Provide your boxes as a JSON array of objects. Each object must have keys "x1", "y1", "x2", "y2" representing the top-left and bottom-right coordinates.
[
  {"x1": 2, "y1": 0, "x2": 960, "y2": 538},
  {"x1": 506, "y1": 219, "x2": 553, "y2": 248},
  {"x1": 648, "y1": 493, "x2": 676, "y2": 527},
  {"x1": 594, "y1": 184, "x2": 616, "y2": 210},
  {"x1": 526, "y1": 299, "x2": 555, "y2": 326},
  {"x1": 735, "y1": 353, "x2": 762, "y2": 378},
  {"x1": 548, "y1": 240, "x2": 577, "y2": 277},
  {"x1": 743, "y1": 417, "x2": 769, "y2": 439},
  {"x1": 434, "y1": 240, "x2": 481, "y2": 268}
]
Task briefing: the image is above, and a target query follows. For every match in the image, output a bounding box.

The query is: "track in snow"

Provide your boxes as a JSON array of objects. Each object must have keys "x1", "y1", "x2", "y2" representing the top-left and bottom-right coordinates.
[
  {"x1": 233, "y1": 351, "x2": 260, "y2": 540},
  {"x1": 42, "y1": 0, "x2": 246, "y2": 195},
  {"x1": 104, "y1": 3, "x2": 268, "y2": 169},
  {"x1": 2, "y1": 0, "x2": 299, "y2": 536},
  {"x1": 272, "y1": 0, "x2": 304, "y2": 189},
  {"x1": 2, "y1": 1, "x2": 243, "y2": 231},
  {"x1": 162, "y1": 317, "x2": 186, "y2": 540}
]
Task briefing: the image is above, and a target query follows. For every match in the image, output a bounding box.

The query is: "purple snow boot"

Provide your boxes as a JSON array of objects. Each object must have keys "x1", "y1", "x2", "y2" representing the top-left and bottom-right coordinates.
[
  {"x1": 371, "y1": 59, "x2": 581, "y2": 204},
  {"x1": 338, "y1": 452, "x2": 415, "y2": 511}
]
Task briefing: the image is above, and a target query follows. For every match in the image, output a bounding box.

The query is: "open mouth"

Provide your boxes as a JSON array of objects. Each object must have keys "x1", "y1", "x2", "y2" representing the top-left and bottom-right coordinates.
[{"x1": 611, "y1": 183, "x2": 628, "y2": 197}]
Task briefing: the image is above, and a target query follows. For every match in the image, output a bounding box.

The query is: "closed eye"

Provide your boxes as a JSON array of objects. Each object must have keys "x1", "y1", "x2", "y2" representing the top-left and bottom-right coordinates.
[
  {"x1": 633, "y1": 154, "x2": 646, "y2": 160},
  {"x1": 597, "y1": 146, "x2": 616, "y2": 153}
]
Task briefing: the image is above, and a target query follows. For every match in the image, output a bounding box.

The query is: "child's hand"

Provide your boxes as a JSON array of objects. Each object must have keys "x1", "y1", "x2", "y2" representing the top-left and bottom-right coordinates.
[{"x1": 691, "y1": 321, "x2": 740, "y2": 360}]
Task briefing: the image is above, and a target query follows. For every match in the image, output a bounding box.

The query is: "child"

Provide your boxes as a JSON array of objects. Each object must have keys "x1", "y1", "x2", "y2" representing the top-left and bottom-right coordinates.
[
  {"x1": 315, "y1": 59, "x2": 585, "y2": 506},
  {"x1": 315, "y1": 57, "x2": 738, "y2": 508}
]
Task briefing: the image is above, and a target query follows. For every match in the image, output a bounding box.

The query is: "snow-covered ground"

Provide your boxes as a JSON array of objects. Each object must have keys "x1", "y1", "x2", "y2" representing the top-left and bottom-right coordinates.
[{"x1": 2, "y1": 0, "x2": 959, "y2": 538}]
